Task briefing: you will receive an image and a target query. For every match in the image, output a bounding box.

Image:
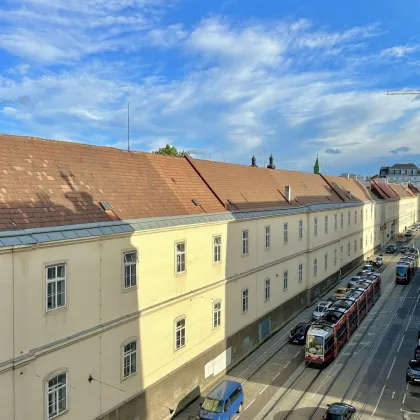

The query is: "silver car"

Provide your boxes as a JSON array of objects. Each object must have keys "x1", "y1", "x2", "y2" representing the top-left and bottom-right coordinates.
[
  {"x1": 313, "y1": 301, "x2": 332, "y2": 319},
  {"x1": 347, "y1": 276, "x2": 361, "y2": 288}
]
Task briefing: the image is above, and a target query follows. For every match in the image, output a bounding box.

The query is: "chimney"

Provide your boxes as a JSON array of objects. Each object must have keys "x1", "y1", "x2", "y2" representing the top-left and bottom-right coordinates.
[
  {"x1": 347, "y1": 191, "x2": 352, "y2": 199},
  {"x1": 285, "y1": 185, "x2": 291, "y2": 202}
]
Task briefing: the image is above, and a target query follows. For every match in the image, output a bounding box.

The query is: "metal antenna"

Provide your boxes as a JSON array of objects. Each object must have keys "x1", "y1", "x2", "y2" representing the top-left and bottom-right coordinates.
[{"x1": 127, "y1": 102, "x2": 130, "y2": 151}]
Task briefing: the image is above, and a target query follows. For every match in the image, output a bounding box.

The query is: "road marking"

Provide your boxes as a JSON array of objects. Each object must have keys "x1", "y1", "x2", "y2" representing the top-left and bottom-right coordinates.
[
  {"x1": 387, "y1": 356, "x2": 397, "y2": 379},
  {"x1": 371, "y1": 385, "x2": 385, "y2": 416},
  {"x1": 398, "y1": 335, "x2": 405, "y2": 352},
  {"x1": 392, "y1": 391, "x2": 395, "y2": 399},
  {"x1": 259, "y1": 384, "x2": 269, "y2": 395},
  {"x1": 293, "y1": 350, "x2": 300, "y2": 358},
  {"x1": 283, "y1": 361, "x2": 291, "y2": 369},
  {"x1": 406, "y1": 382, "x2": 409, "y2": 390},
  {"x1": 403, "y1": 393, "x2": 407, "y2": 404},
  {"x1": 244, "y1": 399, "x2": 255, "y2": 410},
  {"x1": 273, "y1": 371, "x2": 281, "y2": 380}
]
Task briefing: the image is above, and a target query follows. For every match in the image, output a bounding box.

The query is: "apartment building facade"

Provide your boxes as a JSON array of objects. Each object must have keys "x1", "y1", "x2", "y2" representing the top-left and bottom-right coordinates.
[{"x1": 0, "y1": 134, "x2": 418, "y2": 420}]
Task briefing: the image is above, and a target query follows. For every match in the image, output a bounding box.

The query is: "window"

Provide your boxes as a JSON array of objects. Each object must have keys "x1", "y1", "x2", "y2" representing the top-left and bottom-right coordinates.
[
  {"x1": 354, "y1": 240, "x2": 357, "y2": 254},
  {"x1": 324, "y1": 254, "x2": 328, "y2": 271},
  {"x1": 360, "y1": 238, "x2": 363, "y2": 250},
  {"x1": 264, "y1": 278, "x2": 270, "y2": 300},
  {"x1": 123, "y1": 251, "x2": 137, "y2": 288},
  {"x1": 47, "y1": 372, "x2": 68, "y2": 419},
  {"x1": 365, "y1": 209, "x2": 368, "y2": 220},
  {"x1": 242, "y1": 289, "x2": 249, "y2": 313},
  {"x1": 341, "y1": 213, "x2": 344, "y2": 229},
  {"x1": 340, "y1": 245, "x2": 343, "y2": 260},
  {"x1": 360, "y1": 209, "x2": 363, "y2": 221},
  {"x1": 242, "y1": 231, "x2": 249, "y2": 256},
  {"x1": 175, "y1": 318, "x2": 186, "y2": 350},
  {"x1": 283, "y1": 223, "x2": 288, "y2": 243},
  {"x1": 298, "y1": 263, "x2": 303, "y2": 282},
  {"x1": 348, "y1": 243, "x2": 351, "y2": 256},
  {"x1": 334, "y1": 214, "x2": 337, "y2": 231},
  {"x1": 324, "y1": 215, "x2": 328, "y2": 234},
  {"x1": 354, "y1": 210, "x2": 357, "y2": 224},
  {"x1": 298, "y1": 220, "x2": 303, "y2": 239},
  {"x1": 314, "y1": 217, "x2": 318, "y2": 236},
  {"x1": 123, "y1": 340, "x2": 137, "y2": 378},
  {"x1": 213, "y1": 301, "x2": 221, "y2": 328},
  {"x1": 46, "y1": 263, "x2": 66, "y2": 311},
  {"x1": 348, "y1": 211, "x2": 350, "y2": 226},
  {"x1": 265, "y1": 226, "x2": 271, "y2": 249},
  {"x1": 283, "y1": 270, "x2": 288, "y2": 290},
  {"x1": 365, "y1": 236, "x2": 368, "y2": 246},
  {"x1": 213, "y1": 236, "x2": 222, "y2": 263},
  {"x1": 175, "y1": 242, "x2": 186, "y2": 274},
  {"x1": 334, "y1": 249, "x2": 337, "y2": 266},
  {"x1": 314, "y1": 259, "x2": 318, "y2": 276}
]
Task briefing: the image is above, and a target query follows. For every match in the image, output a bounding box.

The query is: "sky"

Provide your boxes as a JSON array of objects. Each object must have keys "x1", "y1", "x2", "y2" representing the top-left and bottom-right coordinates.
[{"x1": 1, "y1": 0, "x2": 420, "y2": 175}]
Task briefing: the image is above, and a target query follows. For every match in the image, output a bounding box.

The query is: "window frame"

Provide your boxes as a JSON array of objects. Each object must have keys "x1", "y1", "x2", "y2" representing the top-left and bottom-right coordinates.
[
  {"x1": 314, "y1": 258, "x2": 318, "y2": 277},
  {"x1": 122, "y1": 339, "x2": 138, "y2": 380},
  {"x1": 122, "y1": 250, "x2": 138, "y2": 290},
  {"x1": 314, "y1": 217, "x2": 318, "y2": 237},
  {"x1": 45, "y1": 370, "x2": 68, "y2": 420},
  {"x1": 45, "y1": 262, "x2": 67, "y2": 313},
  {"x1": 213, "y1": 300, "x2": 222, "y2": 329},
  {"x1": 341, "y1": 212, "x2": 344, "y2": 229},
  {"x1": 348, "y1": 211, "x2": 350, "y2": 226},
  {"x1": 264, "y1": 226, "x2": 271, "y2": 249},
  {"x1": 334, "y1": 214, "x2": 337, "y2": 231},
  {"x1": 324, "y1": 215, "x2": 328, "y2": 234},
  {"x1": 348, "y1": 242, "x2": 351, "y2": 256},
  {"x1": 264, "y1": 278, "x2": 271, "y2": 301},
  {"x1": 241, "y1": 230, "x2": 249, "y2": 256},
  {"x1": 298, "y1": 263, "x2": 303, "y2": 283},
  {"x1": 283, "y1": 222, "x2": 288, "y2": 244},
  {"x1": 324, "y1": 253, "x2": 328, "y2": 271},
  {"x1": 213, "y1": 235, "x2": 222, "y2": 264},
  {"x1": 283, "y1": 270, "x2": 288, "y2": 290},
  {"x1": 298, "y1": 220, "x2": 303, "y2": 239},
  {"x1": 242, "y1": 288, "x2": 249, "y2": 313},
  {"x1": 175, "y1": 241, "x2": 186, "y2": 274},
  {"x1": 175, "y1": 317, "x2": 186, "y2": 350},
  {"x1": 334, "y1": 249, "x2": 337, "y2": 266}
]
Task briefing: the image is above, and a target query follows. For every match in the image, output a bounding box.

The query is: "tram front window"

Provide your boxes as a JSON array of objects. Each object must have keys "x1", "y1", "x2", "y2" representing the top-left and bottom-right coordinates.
[
  {"x1": 396, "y1": 266, "x2": 407, "y2": 277},
  {"x1": 306, "y1": 334, "x2": 324, "y2": 356}
]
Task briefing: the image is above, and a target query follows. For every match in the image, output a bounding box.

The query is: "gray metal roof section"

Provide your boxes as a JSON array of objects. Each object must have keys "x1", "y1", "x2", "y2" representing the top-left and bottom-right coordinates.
[{"x1": 0, "y1": 199, "x2": 408, "y2": 248}]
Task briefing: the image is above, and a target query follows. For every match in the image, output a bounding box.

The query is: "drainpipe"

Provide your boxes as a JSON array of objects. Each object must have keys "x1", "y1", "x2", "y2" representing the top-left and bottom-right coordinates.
[{"x1": 12, "y1": 246, "x2": 16, "y2": 420}]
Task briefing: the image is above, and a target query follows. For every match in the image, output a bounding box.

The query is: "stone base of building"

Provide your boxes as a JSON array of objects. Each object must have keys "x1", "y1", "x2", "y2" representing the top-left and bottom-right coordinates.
[{"x1": 98, "y1": 255, "x2": 366, "y2": 420}]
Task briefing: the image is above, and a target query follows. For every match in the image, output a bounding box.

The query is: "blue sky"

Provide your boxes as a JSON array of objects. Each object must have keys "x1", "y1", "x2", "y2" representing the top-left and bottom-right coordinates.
[{"x1": 1, "y1": 0, "x2": 420, "y2": 175}]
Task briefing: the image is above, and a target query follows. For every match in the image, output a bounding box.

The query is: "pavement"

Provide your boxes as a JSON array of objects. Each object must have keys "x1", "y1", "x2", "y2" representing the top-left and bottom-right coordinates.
[{"x1": 174, "y1": 240, "x2": 404, "y2": 420}]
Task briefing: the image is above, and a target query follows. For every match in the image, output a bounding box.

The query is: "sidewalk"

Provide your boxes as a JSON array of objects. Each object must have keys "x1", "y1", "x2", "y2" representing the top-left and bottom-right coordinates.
[{"x1": 174, "y1": 248, "x2": 389, "y2": 419}]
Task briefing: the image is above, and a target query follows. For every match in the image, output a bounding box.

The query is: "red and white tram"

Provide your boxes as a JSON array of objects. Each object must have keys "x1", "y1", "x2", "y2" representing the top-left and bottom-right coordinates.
[{"x1": 305, "y1": 276, "x2": 381, "y2": 367}]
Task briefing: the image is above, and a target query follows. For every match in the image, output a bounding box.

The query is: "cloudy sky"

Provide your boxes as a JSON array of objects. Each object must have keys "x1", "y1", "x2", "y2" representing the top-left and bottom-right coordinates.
[{"x1": 1, "y1": 0, "x2": 420, "y2": 175}]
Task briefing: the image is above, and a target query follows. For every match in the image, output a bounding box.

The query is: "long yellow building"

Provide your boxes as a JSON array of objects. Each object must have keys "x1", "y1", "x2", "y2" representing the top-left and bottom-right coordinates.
[{"x1": 0, "y1": 134, "x2": 418, "y2": 420}]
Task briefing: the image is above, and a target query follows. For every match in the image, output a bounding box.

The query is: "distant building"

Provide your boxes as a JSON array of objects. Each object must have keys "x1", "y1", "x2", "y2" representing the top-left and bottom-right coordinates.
[
  {"x1": 378, "y1": 163, "x2": 420, "y2": 186},
  {"x1": 340, "y1": 173, "x2": 368, "y2": 181}
]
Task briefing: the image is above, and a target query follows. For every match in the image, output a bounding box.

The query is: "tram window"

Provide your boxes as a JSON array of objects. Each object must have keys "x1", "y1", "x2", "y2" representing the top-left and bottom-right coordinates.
[
  {"x1": 324, "y1": 336, "x2": 334, "y2": 354},
  {"x1": 337, "y1": 323, "x2": 347, "y2": 340},
  {"x1": 349, "y1": 310, "x2": 357, "y2": 324}
]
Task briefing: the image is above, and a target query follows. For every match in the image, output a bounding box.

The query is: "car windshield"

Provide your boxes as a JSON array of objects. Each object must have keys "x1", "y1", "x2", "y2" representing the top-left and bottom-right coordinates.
[
  {"x1": 396, "y1": 266, "x2": 408, "y2": 277},
  {"x1": 325, "y1": 414, "x2": 343, "y2": 420},
  {"x1": 316, "y1": 303, "x2": 328, "y2": 311},
  {"x1": 201, "y1": 398, "x2": 223, "y2": 413},
  {"x1": 410, "y1": 361, "x2": 420, "y2": 370},
  {"x1": 306, "y1": 334, "x2": 323, "y2": 356}
]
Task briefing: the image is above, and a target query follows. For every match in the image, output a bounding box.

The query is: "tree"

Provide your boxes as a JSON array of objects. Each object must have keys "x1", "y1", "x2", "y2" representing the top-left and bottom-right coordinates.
[{"x1": 152, "y1": 144, "x2": 190, "y2": 157}]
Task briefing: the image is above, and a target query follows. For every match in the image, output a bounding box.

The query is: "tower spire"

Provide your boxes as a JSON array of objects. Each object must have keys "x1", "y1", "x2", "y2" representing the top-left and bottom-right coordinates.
[
  {"x1": 314, "y1": 154, "x2": 320, "y2": 174},
  {"x1": 267, "y1": 154, "x2": 275, "y2": 169}
]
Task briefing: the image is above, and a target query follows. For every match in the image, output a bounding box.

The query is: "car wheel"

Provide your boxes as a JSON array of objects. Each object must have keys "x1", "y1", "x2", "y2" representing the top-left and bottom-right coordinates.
[{"x1": 237, "y1": 403, "x2": 243, "y2": 413}]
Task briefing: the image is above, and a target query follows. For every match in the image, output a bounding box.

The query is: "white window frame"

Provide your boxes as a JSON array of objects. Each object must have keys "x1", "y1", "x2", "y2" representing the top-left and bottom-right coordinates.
[
  {"x1": 46, "y1": 263, "x2": 67, "y2": 312},
  {"x1": 324, "y1": 253, "x2": 328, "y2": 271},
  {"x1": 242, "y1": 230, "x2": 249, "y2": 256},
  {"x1": 213, "y1": 236, "x2": 222, "y2": 264},
  {"x1": 314, "y1": 217, "x2": 318, "y2": 237},
  {"x1": 265, "y1": 226, "x2": 271, "y2": 249},
  {"x1": 314, "y1": 258, "x2": 318, "y2": 277},
  {"x1": 298, "y1": 264, "x2": 303, "y2": 282},
  {"x1": 123, "y1": 250, "x2": 137, "y2": 289},
  {"x1": 264, "y1": 278, "x2": 270, "y2": 301},
  {"x1": 46, "y1": 371, "x2": 68, "y2": 419},
  {"x1": 283, "y1": 223, "x2": 288, "y2": 244},
  {"x1": 213, "y1": 300, "x2": 221, "y2": 328},
  {"x1": 334, "y1": 249, "x2": 337, "y2": 266},
  {"x1": 324, "y1": 215, "x2": 328, "y2": 234},
  {"x1": 175, "y1": 317, "x2": 186, "y2": 350},
  {"x1": 298, "y1": 220, "x2": 303, "y2": 239},
  {"x1": 175, "y1": 242, "x2": 186, "y2": 274},
  {"x1": 283, "y1": 270, "x2": 288, "y2": 290},
  {"x1": 242, "y1": 289, "x2": 249, "y2": 313},
  {"x1": 334, "y1": 214, "x2": 337, "y2": 231},
  {"x1": 122, "y1": 340, "x2": 138, "y2": 379}
]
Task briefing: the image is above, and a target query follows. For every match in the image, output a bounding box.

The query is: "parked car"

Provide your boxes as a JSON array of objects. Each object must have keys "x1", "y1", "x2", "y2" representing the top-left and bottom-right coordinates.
[
  {"x1": 386, "y1": 244, "x2": 397, "y2": 253},
  {"x1": 363, "y1": 264, "x2": 375, "y2": 273},
  {"x1": 313, "y1": 301, "x2": 333, "y2": 319},
  {"x1": 406, "y1": 231, "x2": 413, "y2": 237},
  {"x1": 373, "y1": 256, "x2": 383, "y2": 268},
  {"x1": 326, "y1": 295, "x2": 339, "y2": 304},
  {"x1": 334, "y1": 287, "x2": 349, "y2": 297},
  {"x1": 322, "y1": 402, "x2": 356, "y2": 419},
  {"x1": 401, "y1": 246, "x2": 409, "y2": 254},
  {"x1": 357, "y1": 269, "x2": 367, "y2": 277},
  {"x1": 406, "y1": 360, "x2": 420, "y2": 384},
  {"x1": 347, "y1": 276, "x2": 361, "y2": 288},
  {"x1": 289, "y1": 322, "x2": 310, "y2": 344}
]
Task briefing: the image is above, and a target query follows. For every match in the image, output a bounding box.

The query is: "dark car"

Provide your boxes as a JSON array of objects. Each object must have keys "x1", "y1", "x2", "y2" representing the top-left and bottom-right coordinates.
[
  {"x1": 322, "y1": 402, "x2": 356, "y2": 419},
  {"x1": 406, "y1": 360, "x2": 420, "y2": 384},
  {"x1": 401, "y1": 246, "x2": 409, "y2": 254},
  {"x1": 289, "y1": 322, "x2": 309, "y2": 344},
  {"x1": 386, "y1": 244, "x2": 397, "y2": 253},
  {"x1": 406, "y1": 231, "x2": 413, "y2": 237}
]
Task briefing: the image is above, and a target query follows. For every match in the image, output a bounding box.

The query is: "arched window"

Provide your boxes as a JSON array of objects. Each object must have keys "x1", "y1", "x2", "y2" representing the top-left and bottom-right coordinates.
[{"x1": 46, "y1": 371, "x2": 68, "y2": 419}]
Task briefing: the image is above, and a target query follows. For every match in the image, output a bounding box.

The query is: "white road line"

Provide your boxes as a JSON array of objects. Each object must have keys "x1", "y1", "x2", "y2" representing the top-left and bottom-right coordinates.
[
  {"x1": 387, "y1": 356, "x2": 397, "y2": 380},
  {"x1": 371, "y1": 385, "x2": 386, "y2": 416},
  {"x1": 293, "y1": 350, "x2": 300, "y2": 358},
  {"x1": 406, "y1": 382, "x2": 409, "y2": 390},
  {"x1": 259, "y1": 384, "x2": 269, "y2": 395},
  {"x1": 244, "y1": 399, "x2": 255, "y2": 410},
  {"x1": 398, "y1": 335, "x2": 405, "y2": 352},
  {"x1": 403, "y1": 393, "x2": 407, "y2": 404},
  {"x1": 273, "y1": 371, "x2": 282, "y2": 380},
  {"x1": 283, "y1": 361, "x2": 291, "y2": 369},
  {"x1": 392, "y1": 391, "x2": 395, "y2": 399}
]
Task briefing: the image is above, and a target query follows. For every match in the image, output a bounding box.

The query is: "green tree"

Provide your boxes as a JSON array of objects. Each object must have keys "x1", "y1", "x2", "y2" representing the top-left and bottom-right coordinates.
[{"x1": 152, "y1": 144, "x2": 190, "y2": 157}]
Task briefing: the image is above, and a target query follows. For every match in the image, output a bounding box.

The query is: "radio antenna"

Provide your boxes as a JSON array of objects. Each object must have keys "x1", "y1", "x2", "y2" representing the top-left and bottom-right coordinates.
[{"x1": 127, "y1": 101, "x2": 130, "y2": 151}]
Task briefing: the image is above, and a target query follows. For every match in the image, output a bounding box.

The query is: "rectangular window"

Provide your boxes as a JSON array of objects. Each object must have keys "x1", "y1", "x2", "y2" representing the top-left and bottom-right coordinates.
[
  {"x1": 265, "y1": 226, "x2": 271, "y2": 249},
  {"x1": 175, "y1": 242, "x2": 186, "y2": 274},
  {"x1": 348, "y1": 211, "x2": 350, "y2": 226},
  {"x1": 348, "y1": 243, "x2": 350, "y2": 256},
  {"x1": 360, "y1": 209, "x2": 363, "y2": 221},
  {"x1": 283, "y1": 270, "x2": 288, "y2": 290},
  {"x1": 360, "y1": 237, "x2": 363, "y2": 250},
  {"x1": 47, "y1": 372, "x2": 68, "y2": 419},
  {"x1": 242, "y1": 231, "x2": 249, "y2": 256},
  {"x1": 283, "y1": 223, "x2": 288, "y2": 243},
  {"x1": 298, "y1": 220, "x2": 303, "y2": 239},
  {"x1": 324, "y1": 215, "x2": 328, "y2": 234},
  {"x1": 123, "y1": 341, "x2": 137, "y2": 378},
  {"x1": 354, "y1": 240, "x2": 357, "y2": 254},
  {"x1": 340, "y1": 245, "x2": 343, "y2": 260},
  {"x1": 175, "y1": 318, "x2": 186, "y2": 350},
  {"x1": 341, "y1": 213, "x2": 344, "y2": 229},
  {"x1": 314, "y1": 217, "x2": 318, "y2": 237},
  {"x1": 334, "y1": 214, "x2": 337, "y2": 231},
  {"x1": 334, "y1": 249, "x2": 337, "y2": 266},
  {"x1": 354, "y1": 210, "x2": 357, "y2": 224},
  {"x1": 324, "y1": 253, "x2": 328, "y2": 271},
  {"x1": 265, "y1": 279, "x2": 270, "y2": 300},
  {"x1": 213, "y1": 301, "x2": 221, "y2": 328},
  {"x1": 123, "y1": 251, "x2": 137, "y2": 288},
  {"x1": 46, "y1": 263, "x2": 66, "y2": 311},
  {"x1": 242, "y1": 289, "x2": 249, "y2": 313},
  {"x1": 365, "y1": 236, "x2": 368, "y2": 246},
  {"x1": 213, "y1": 236, "x2": 221, "y2": 263},
  {"x1": 298, "y1": 264, "x2": 303, "y2": 282},
  {"x1": 314, "y1": 259, "x2": 318, "y2": 276}
]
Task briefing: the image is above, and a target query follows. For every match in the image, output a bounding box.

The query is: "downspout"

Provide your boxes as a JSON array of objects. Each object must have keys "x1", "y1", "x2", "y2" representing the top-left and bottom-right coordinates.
[{"x1": 12, "y1": 246, "x2": 16, "y2": 420}]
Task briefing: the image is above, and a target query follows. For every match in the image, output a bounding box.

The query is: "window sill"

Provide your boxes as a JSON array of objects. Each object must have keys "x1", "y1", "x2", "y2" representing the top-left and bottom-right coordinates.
[
  {"x1": 45, "y1": 305, "x2": 67, "y2": 315},
  {"x1": 122, "y1": 371, "x2": 138, "y2": 382},
  {"x1": 48, "y1": 408, "x2": 69, "y2": 420}
]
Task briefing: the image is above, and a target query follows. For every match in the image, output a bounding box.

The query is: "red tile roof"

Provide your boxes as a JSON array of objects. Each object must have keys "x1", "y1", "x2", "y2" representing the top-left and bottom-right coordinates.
[
  {"x1": 371, "y1": 181, "x2": 399, "y2": 199},
  {"x1": 0, "y1": 134, "x2": 226, "y2": 232},
  {"x1": 388, "y1": 183, "x2": 414, "y2": 198},
  {"x1": 323, "y1": 175, "x2": 372, "y2": 203}
]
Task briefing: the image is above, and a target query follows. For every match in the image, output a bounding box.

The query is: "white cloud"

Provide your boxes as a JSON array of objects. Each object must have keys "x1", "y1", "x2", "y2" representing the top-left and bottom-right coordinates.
[{"x1": 380, "y1": 45, "x2": 417, "y2": 58}]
